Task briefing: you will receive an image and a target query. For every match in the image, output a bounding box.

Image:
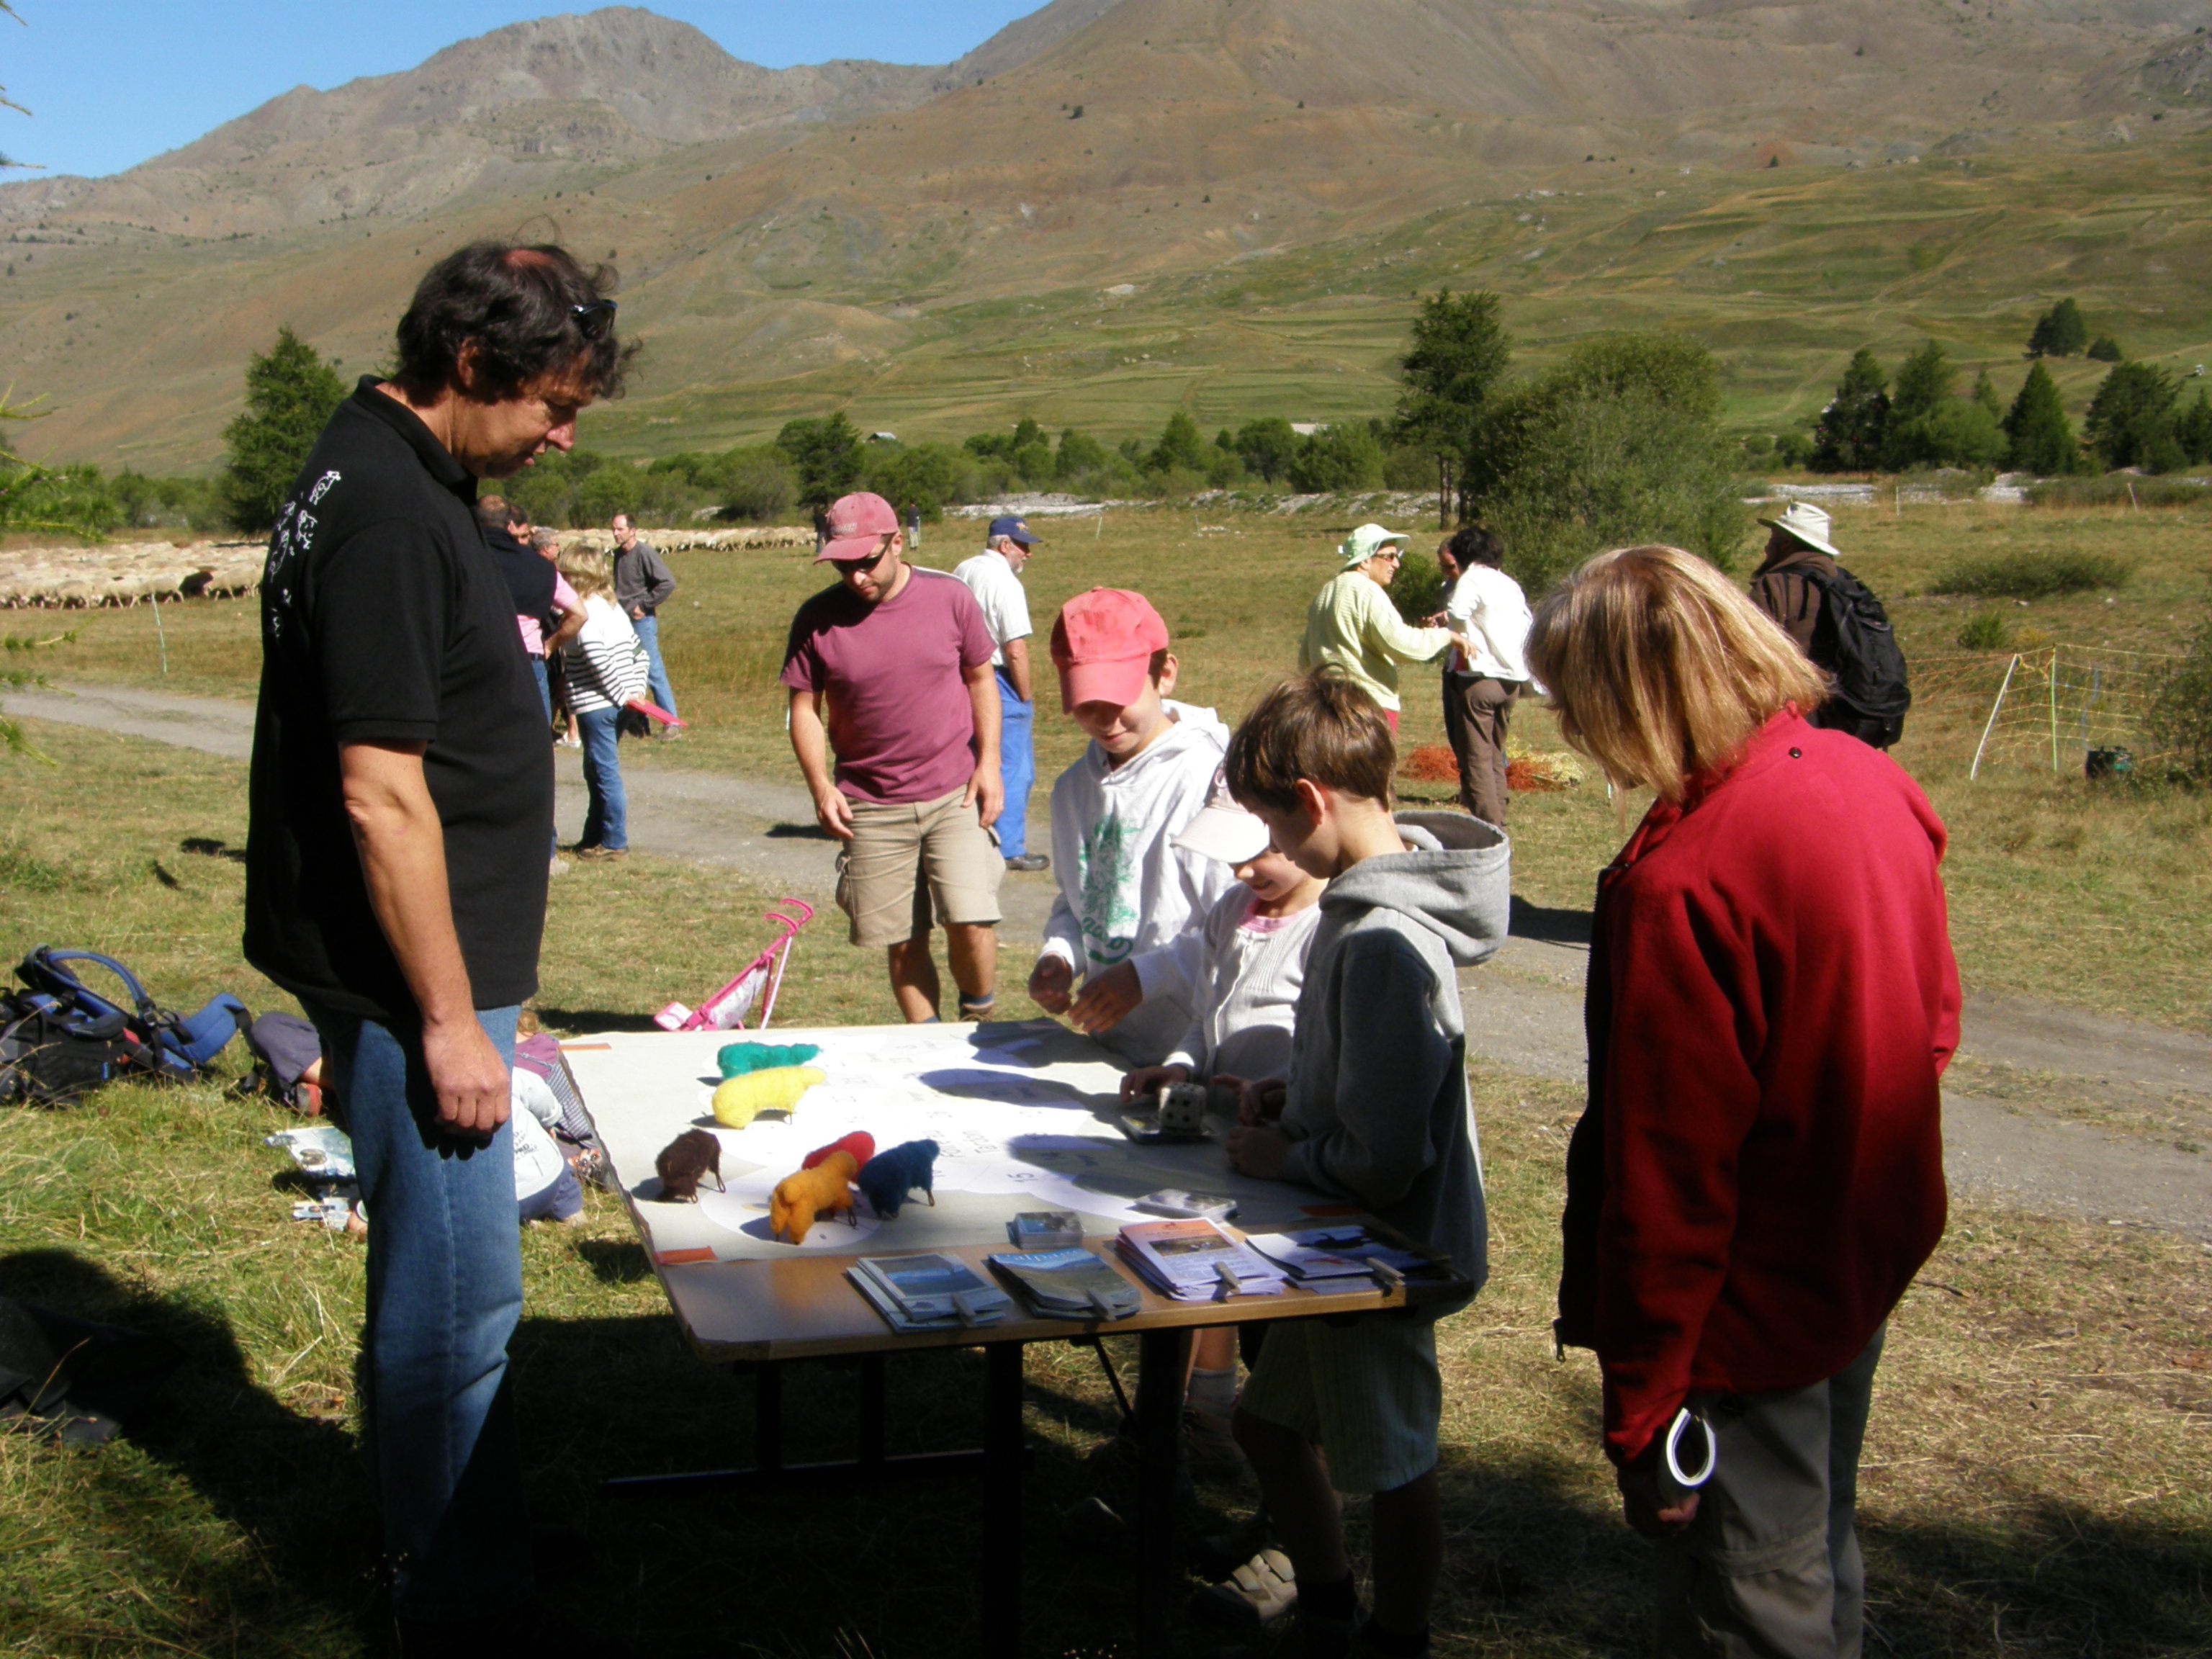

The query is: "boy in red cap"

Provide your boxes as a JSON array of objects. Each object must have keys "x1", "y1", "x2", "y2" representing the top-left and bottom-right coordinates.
[
  {"x1": 1027, "y1": 588, "x2": 1238, "y2": 1064},
  {"x1": 782, "y1": 491, "x2": 1005, "y2": 1022}
]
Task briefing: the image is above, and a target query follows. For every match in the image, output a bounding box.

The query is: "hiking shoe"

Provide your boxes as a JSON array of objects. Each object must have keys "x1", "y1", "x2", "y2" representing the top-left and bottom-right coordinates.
[
  {"x1": 1005, "y1": 853, "x2": 1050, "y2": 873},
  {"x1": 1191, "y1": 1548, "x2": 1298, "y2": 1633},
  {"x1": 572, "y1": 845, "x2": 628, "y2": 863}
]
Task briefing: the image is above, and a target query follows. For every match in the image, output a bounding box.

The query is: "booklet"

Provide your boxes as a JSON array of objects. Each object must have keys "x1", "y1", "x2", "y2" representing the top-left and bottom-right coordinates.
[
  {"x1": 849, "y1": 1253, "x2": 1013, "y2": 1333},
  {"x1": 986, "y1": 1248, "x2": 1141, "y2": 1321},
  {"x1": 1005, "y1": 1210, "x2": 1084, "y2": 1249},
  {"x1": 1245, "y1": 1226, "x2": 1429, "y2": 1293},
  {"x1": 1115, "y1": 1219, "x2": 1285, "y2": 1302}
]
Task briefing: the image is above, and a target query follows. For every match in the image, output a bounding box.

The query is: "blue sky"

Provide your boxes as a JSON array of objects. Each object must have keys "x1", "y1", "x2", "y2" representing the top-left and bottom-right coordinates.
[{"x1": 0, "y1": 1, "x2": 1043, "y2": 179}]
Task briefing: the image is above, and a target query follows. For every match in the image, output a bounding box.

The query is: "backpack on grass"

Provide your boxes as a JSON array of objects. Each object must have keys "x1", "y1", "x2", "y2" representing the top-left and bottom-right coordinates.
[
  {"x1": 1800, "y1": 565, "x2": 1912, "y2": 750},
  {"x1": 0, "y1": 1000, "x2": 158, "y2": 1106},
  {"x1": 11, "y1": 947, "x2": 249, "y2": 1084}
]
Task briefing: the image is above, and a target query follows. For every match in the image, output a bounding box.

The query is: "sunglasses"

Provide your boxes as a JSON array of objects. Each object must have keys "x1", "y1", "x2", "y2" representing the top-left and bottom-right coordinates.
[
  {"x1": 832, "y1": 547, "x2": 891, "y2": 575},
  {"x1": 569, "y1": 300, "x2": 618, "y2": 341}
]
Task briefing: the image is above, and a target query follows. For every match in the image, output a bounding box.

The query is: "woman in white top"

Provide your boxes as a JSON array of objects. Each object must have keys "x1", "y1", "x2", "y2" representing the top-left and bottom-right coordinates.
[
  {"x1": 556, "y1": 553, "x2": 649, "y2": 861},
  {"x1": 1437, "y1": 523, "x2": 1534, "y2": 827}
]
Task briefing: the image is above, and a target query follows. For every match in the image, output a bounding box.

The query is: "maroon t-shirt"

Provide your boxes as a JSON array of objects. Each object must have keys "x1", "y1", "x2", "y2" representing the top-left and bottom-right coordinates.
[{"x1": 781, "y1": 566, "x2": 995, "y2": 805}]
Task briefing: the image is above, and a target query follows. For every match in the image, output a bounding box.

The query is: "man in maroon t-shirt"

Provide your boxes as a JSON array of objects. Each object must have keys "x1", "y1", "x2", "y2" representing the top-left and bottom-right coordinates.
[{"x1": 783, "y1": 491, "x2": 1005, "y2": 1022}]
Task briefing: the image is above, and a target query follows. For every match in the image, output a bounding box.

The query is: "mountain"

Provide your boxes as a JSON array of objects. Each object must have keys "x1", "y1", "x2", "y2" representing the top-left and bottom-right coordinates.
[{"x1": 4, "y1": 1, "x2": 2211, "y2": 471}]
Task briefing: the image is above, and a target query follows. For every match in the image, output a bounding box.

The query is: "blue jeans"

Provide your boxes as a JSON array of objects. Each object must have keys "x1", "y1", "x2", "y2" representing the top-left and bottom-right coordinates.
[
  {"x1": 576, "y1": 705, "x2": 627, "y2": 850},
  {"x1": 303, "y1": 1000, "x2": 529, "y2": 1622},
  {"x1": 997, "y1": 668, "x2": 1035, "y2": 860},
  {"x1": 632, "y1": 612, "x2": 678, "y2": 719}
]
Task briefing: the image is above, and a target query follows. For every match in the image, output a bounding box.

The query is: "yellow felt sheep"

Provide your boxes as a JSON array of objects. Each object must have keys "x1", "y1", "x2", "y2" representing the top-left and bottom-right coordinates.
[
  {"x1": 769, "y1": 1149, "x2": 858, "y2": 1246},
  {"x1": 711, "y1": 1065, "x2": 824, "y2": 1129}
]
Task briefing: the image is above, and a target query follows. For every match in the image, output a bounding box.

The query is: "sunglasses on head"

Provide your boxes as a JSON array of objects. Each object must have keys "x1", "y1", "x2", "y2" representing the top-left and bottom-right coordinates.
[{"x1": 569, "y1": 300, "x2": 617, "y2": 341}]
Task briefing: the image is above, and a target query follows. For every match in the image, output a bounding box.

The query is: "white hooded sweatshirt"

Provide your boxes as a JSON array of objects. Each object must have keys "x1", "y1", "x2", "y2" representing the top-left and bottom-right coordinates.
[{"x1": 1038, "y1": 700, "x2": 1238, "y2": 1066}]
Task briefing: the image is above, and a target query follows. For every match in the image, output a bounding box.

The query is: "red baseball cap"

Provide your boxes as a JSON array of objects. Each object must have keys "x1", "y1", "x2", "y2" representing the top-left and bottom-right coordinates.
[
  {"x1": 1051, "y1": 588, "x2": 1170, "y2": 711},
  {"x1": 814, "y1": 491, "x2": 899, "y2": 562}
]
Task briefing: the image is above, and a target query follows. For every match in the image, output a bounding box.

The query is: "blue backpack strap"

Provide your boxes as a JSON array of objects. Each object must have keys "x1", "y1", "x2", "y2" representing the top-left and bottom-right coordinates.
[
  {"x1": 158, "y1": 996, "x2": 252, "y2": 1070},
  {"x1": 19, "y1": 948, "x2": 156, "y2": 1027}
]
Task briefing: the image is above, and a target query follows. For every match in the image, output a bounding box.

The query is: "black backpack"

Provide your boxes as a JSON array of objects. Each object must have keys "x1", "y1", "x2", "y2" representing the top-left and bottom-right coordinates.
[
  {"x1": 1800, "y1": 565, "x2": 1912, "y2": 749},
  {"x1": 0, "y1": 999, "x2": 158, "y2": 1106}
]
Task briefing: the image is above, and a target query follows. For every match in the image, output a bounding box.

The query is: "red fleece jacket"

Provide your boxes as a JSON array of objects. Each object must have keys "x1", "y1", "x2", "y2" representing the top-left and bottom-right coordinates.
[{"x1": 1556, "y1": 710, "x2": 1959, "y2": 1465}]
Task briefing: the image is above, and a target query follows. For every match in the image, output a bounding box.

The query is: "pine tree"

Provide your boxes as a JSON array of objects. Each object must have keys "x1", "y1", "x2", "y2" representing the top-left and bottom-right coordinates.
[
  {"x1": 1889, "y1": 340, "x2": 1954, "y2": 423},
  {"x1": 1147, "y1": 410, "x2": 1208, "y2": 475},
  {"x1": 2087, "y1": 336, "x2": 2125, "y2": 363},
  {"x1": 2177, "y1": 388, "x2": 2212, "y2": 467},
  {"x1": 773, "y1": 413, "x2": 866, "y2": 508},
  {"x1": 2083, "y1": 361, "x2": 2182, "y2": 472},
  {"x1": 1391, "y1": 288, "x2": 1511, "y2": 526},
  {"x1": 1972, "y1": 369, "x2": 2004, "y2": 423},
  {"x1": 220, "y1": 326, "x2": 348, "y2": 531},
  {"x1": 2002, "y1": 361, "x2": 2079, "y2": 476},
  {"x1": 2026, "y1": 298, "x2": 2087, "y2": 359},
  {"x1": 1809, "y1": 348, "x2": 1891, "y2": 472}
]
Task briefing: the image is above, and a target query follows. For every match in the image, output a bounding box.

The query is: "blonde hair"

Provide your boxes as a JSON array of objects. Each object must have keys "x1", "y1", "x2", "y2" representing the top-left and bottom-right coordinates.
[
  {"x1": 558, "y1": 551, "x2": 613, "y2": 600},
  {"x1": 1527, "y1": 544, "x2": 1827, "y2": 803}
]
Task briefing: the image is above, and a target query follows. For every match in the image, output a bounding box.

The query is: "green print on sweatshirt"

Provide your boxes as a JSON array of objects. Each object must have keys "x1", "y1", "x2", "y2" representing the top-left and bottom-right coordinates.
[{"x1": 1077, "y1": 811, "x2": 1141, "y2": 966}]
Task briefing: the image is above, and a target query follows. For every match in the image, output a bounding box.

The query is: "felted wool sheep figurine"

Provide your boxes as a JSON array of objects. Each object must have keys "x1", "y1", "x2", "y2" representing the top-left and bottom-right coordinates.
[
  {"x1": 716, "y1": 1040, "x2": 822, "y2": 1080},
  {"x1": 655, "y1": 1128, "x2": 724, "y2": 1202},
  {"x1": 711, "y1": 1065, "x2": 825, "y2": 1129},
  {"x1": 857, "y1": 1139, "x2": 940, "y2": 1219},
  {"x1": 769, "y1": 1149, "x2": 858, "y2": 1245},
  {"x1": 802, "y1": 1131, "x2": 875, "y2": 1171}
]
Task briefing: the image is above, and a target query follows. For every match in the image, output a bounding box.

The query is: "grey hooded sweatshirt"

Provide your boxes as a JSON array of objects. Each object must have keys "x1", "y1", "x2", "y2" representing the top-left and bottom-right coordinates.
[{"x1": 1277, "y1": 811, "x2": 1510, "y2": 1316}]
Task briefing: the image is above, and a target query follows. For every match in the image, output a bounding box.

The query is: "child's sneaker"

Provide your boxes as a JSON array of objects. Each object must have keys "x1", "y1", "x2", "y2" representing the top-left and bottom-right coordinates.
[{"x1": 1190, "y1": 1547, "x2": 1297, "y2": 1633}]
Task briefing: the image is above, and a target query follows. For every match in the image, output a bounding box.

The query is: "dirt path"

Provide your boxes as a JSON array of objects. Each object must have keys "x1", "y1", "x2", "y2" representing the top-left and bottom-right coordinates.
[{"x1": 14, "y1": 680, "x2": 2212, "y2": 1236}]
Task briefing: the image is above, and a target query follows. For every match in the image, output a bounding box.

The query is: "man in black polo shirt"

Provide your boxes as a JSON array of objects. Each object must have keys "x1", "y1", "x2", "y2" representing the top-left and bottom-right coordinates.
[{"x1": 247, "y1": 240, "x2": 631, "y2": 1657}]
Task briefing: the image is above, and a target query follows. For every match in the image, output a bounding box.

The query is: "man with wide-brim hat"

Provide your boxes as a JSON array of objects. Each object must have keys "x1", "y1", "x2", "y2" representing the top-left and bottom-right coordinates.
[
  {"x1": 1297, "y1": 523, "x2": 1472, "y2": 732},
  {"x1": 1749, "y1": 500, "x2": 1910, "y2": 748}
]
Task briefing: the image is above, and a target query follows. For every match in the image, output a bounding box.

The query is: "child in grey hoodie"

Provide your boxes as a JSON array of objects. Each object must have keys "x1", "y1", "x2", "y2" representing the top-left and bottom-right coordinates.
[{"x1": 1221, "y1": 666, "x2": 1508, "y2": 1659}]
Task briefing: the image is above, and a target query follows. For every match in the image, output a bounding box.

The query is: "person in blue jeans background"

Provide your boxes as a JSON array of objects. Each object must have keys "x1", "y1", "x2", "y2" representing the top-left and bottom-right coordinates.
[
  {"x1": 246, "y1": 237, "x2": 633, "y2": 1655},
  {"x1": 954, "y1": 516, "x2": 1048, "y2": 872},
  {"x1": 557, "y1": 552, "x2": 644, "y2": 863},
  {"x1": 611, "y1": 512, "x2": 682, "y2": 735}
]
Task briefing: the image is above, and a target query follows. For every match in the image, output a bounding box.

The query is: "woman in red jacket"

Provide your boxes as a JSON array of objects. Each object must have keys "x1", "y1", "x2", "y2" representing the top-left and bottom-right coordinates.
[{"x1": 1528, "y1": 544, "x2": 1959, "y2": 1658}]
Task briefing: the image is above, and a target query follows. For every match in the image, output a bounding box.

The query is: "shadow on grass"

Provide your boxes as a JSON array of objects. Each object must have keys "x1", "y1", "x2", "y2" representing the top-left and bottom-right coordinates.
[
  {"x1": 0, "y1": 1247, "x2": 381, "y2": 1654},
  {"x1": 531, "y1": 1007, "x2": 667, "y2": 1035}
]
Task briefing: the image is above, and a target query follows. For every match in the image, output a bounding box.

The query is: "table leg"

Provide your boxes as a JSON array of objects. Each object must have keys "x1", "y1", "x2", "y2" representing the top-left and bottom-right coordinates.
[
  {"x1": 980, "y1": 1343, "x2": 1025, "y2": 1659},
  {"x1": 755, "y1": 1361, "x2": 783, "y2": 1475},
  {"x1": 1136, "y1": 1326, "x2": 1192, "y2": 1652}
]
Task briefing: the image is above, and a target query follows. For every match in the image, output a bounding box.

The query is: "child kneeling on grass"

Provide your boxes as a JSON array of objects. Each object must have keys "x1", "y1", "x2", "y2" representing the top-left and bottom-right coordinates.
[{"x1": 1220, "y1": 666, "x2": 1509, "y2": 1659}]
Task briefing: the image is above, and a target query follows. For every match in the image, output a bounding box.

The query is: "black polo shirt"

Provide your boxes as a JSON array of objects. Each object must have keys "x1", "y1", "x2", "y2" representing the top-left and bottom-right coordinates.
[{"x1": 246, "y1": 379, "x2": 552, "y2": 1020}]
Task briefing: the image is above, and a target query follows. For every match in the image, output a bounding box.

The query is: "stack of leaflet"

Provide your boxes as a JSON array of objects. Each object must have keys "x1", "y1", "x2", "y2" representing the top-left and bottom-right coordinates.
[
  {"x1": 1245, "y1": 1226, "x2": 1431, "y2": 1295},
  {"x1": 1115, "y1": 1219, "x2": 1287, "y2": 1302},
  {"x1": 986, "y1": 1248, "x2": 1142, "y2": 1321},
  {"x1": 849, "y1": 1254, "x2": 1015, "y2": 1334},
  {"x1": 1005, "y1": 1210, "x2": 1083, "y2": 1249}
]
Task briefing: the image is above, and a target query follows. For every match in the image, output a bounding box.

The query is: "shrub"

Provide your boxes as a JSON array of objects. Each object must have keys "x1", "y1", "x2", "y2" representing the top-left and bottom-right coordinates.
[
  {"x1": 2023, "y1": 475, "x2": 2211, "y2": 509},
  {"x1": 1956, "y1": 611, "x2": 2015, "y2": 651},
  {"x1": 864, "y1": 440, "x2": 972, "y2": 520},
  {"x1": 1888, "y1": 397, "x2": 2007, "y2": 470},
  {"x1": 774, "y1": 413, "x2": 866, "y2": 508},
  {"x1": 1286, "y1": 423, "x2": 1385, "y2": 493},
  {"x1": 1232, "y1": 418, "x2": 1298, "y2": 482},
  {"x1": 1388, "y1": 549, "x2": 1449, "y2": 624},
  {"x1": 1464, "y1": 332, "x2": 1744, "y2": 592},
  {"x1": 711, "y1": 446, "x2": 798, "y2": 521},
  {"x1": 1932, "y1": 548, "x2": 2134, "y2": 598},
  {"x1": 2086, "y1": 336, "x2": 2124, "y2": 363},
  {"x1": 1148, "y1": 410, "x2": 1209, "y2": 475},
  {"x1": 573, "y1": 463, "x2": 644, "y2": 526},
  {"x1": 2148, "y1": 612, "x2": 2212, "y2": 781}
]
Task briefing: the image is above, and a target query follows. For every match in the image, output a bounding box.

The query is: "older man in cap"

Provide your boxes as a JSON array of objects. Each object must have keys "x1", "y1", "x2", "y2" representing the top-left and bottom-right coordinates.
[
  {"x1": 1749, "y1": 502, "x2": 1911, "y2": 749},
  {"x1": 955, "y1": 516, "x2": 1048, "y2": 873},
  {"x1": 1298, "y1": 522, "x2": 1471, "y2": 732},
  {"x1": 783, "y1": 491, "x2": 1006, "y2": 1022}
]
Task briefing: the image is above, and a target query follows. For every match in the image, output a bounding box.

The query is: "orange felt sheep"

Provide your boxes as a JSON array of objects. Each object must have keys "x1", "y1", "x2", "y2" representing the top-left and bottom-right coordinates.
[{"x1": 769, "y1": 1149, "x2": 858, "y2": 1246}]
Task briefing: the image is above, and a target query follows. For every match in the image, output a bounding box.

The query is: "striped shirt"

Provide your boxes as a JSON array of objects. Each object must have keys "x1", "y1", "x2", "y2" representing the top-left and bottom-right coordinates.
[{"x1": 561, "y1": 594, "x2": 647, "y2": 714}]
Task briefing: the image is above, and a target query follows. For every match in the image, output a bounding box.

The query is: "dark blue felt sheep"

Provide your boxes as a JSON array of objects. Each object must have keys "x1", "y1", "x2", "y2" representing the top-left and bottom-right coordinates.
[{"x1": 857, "y1": 1138, "x2": 939, "y2": 1219}]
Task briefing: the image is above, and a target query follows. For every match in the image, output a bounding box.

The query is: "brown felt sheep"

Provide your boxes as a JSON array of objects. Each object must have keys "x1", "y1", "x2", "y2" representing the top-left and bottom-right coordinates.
[{"x1": 769, "y1": 1149, "x2": 858, "y2": 1245}]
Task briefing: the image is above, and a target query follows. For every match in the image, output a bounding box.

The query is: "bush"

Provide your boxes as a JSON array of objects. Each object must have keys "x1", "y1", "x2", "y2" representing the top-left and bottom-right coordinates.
[
  {"x1": 2087, "y1": 336, "x2": 2124, "y2": 363},
  {"x1": 1887, "y1": 397, "x2": 2007, "y2": 470},
  {"x1": 1286, "y1": 423, "x2": 1385, "y2": 493},
  {"x1": 711, "y1": 446, "x2": 799, "y2": 521},
  {"x1": 1148, "y1": 410, "x2": 1209, "y2": 475},
  {"x1": 2149, "y1": 612, "x2": 2212, "y2": 781},
  {"x1": 1956, "y1": 611, "x2": 2015, "y2": 651},
  {"x1": 1232, "y1": 418, "x2": 1298, "y2": 483},
  {"x1": 1932, "y1": 549, "x2": 2134, "y2": 599},
  {"x1": 574, "y1": 463, "x2": 644, "y2": 526},
  {"x1": 864, "y1": 440, "x2": 974, "y2": 520},
  {"x1": 1465, "y1": 332, "x2": 1745, "y2": 593},
  {"x1": 775, "y1": 413, "x2": 866, "y2": 508},
  {"x1": 2023, "y1": 475, "x2": 2212, "y2": 508},
  {"x1": 1388, "y1": 549, "x2": 1449, "y2": 623}
]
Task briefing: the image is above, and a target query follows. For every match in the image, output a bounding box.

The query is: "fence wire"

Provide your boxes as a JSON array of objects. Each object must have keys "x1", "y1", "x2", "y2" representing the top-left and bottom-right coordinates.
[{"x1": 1910, "y1": 645, "x2": 2185, "y2": 777}]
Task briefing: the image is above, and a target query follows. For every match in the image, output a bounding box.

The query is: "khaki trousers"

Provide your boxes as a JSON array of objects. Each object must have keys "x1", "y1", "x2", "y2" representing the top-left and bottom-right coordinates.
[
  {"x1": 1443, "y1": 670, "x2": 1520, "y2": 827},
  {"x1": 1653, "y1": 1326, "x2": 1885, "y2": 1658}
]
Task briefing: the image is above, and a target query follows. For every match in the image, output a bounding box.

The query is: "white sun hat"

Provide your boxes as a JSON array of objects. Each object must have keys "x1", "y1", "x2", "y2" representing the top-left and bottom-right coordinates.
[
  {"x1": 1756, "y1": 500, "x2": 1844, "y2": 560},
  {"x1": 1172, "y1": 765, "x2": 1272, "y2": 866}
]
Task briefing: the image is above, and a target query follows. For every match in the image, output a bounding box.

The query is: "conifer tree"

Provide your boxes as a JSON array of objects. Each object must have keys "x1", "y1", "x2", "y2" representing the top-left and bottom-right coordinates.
[
  {"x1": 2083, "y1": 361, "x2": 2182, "y2": 472},
  {"x1": 2176, "y1": 388, "x2": 2212, "y2": 467},
  {"x1": 2002, "y1": 361, "x2": 2079, "y2": 476},
  {"x1": 1392, "y1": 288, "x2": 1511, "y2": 526},
  {"x1": 2026, "y1": 298, "x2": 2087, "y2": 359},
  {"x1": 220, "y1": 326, "x2": 349, "y2": 533},
  {"x1": 1971, "y1": 369, "x2": 2003, "y2": 423},
  {"x1": 1889, "y1": 340, "x2": 1953, "y2": 423},
  {"x1": 1809, "y1": 348, "x2": 1890, "y2": 472}
]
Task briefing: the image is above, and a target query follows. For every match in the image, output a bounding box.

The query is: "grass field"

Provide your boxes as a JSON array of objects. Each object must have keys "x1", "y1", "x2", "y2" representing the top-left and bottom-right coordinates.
[
  {"x1": 35, "y1": 492, "x2": 2212, "y2": 1033},
  {"x1": 2, "y1": 722, "x2": 2209, "y2": 1658}
]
